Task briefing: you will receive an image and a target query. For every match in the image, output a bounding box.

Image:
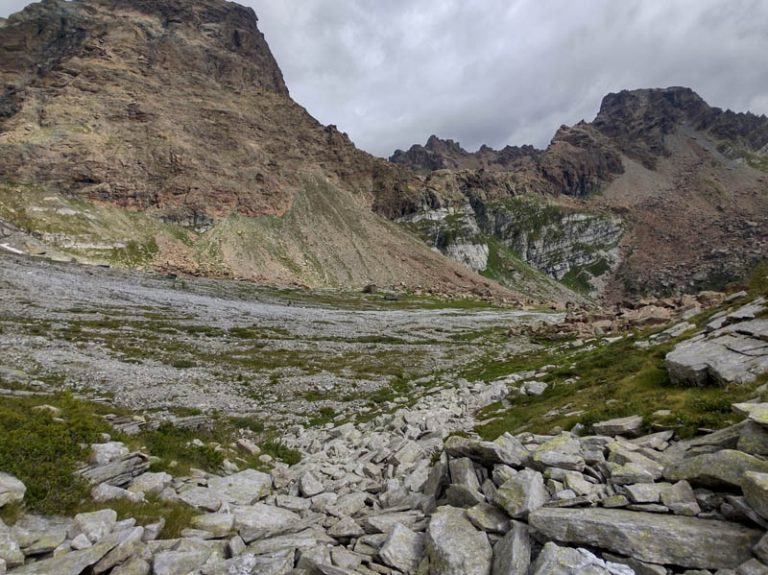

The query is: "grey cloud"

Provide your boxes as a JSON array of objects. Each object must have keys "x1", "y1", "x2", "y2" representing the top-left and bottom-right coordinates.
[{"x1": 3, "y1": 0, "x2": 768, "y2": 157}]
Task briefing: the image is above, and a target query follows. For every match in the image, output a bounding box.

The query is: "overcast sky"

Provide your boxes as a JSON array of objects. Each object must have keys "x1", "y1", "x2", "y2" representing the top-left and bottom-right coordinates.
[{"x1": 3, "y1": 1, "x2": 768, "y2": 157}]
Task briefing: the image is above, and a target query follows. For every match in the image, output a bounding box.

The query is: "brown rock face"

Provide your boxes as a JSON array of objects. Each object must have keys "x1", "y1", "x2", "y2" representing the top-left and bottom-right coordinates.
[
  {"x1": 0, "y1": 0, "x2": 516, "y2": 298},
  {"x1": 387, "y1": 87, "x2": 768, "y2": 301}
]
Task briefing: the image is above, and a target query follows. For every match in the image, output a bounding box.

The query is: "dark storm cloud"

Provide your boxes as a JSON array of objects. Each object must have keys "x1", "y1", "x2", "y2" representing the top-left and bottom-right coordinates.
[{"x1": 4, "y1": 0, "x2": 768, "y2": 157}]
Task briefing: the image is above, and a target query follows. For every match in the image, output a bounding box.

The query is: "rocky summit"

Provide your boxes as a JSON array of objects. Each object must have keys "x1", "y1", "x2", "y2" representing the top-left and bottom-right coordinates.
[
  {"x1": 1, "y1": 1, "x2": 768, "y2": 575},
  {"x1": 391, "y1": 87, "x2": 768, "y2": 302},
  {"x1": 0, "y1": 0, "x2": 512, "y2": 300}
]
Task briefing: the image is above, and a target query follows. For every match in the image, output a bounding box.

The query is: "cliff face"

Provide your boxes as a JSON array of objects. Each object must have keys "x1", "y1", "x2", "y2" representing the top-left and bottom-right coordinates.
[
  {"x1": 0, "y1": 0, "x2": 524, "y2": 299},
  {"x1": 387, "y1": 88, "x2": 768, "y2": 301}
]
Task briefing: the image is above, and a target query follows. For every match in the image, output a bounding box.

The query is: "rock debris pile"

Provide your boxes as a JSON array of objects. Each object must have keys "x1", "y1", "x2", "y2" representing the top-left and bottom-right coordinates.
[{"x1": 4, "y1": 381, "x2": 768, "y2": 574}]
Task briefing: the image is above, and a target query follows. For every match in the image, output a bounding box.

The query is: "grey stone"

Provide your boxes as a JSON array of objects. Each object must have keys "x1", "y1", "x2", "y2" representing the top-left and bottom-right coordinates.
[
  {"x1": 491, "y1": 521, "x2": 530, "y2": 575},
  {"x1": 153, "y1": 550, "x2": 212, "y2": 575},
  {"x1": 738, "y1": 421, "x2": 768, "y2": 456},
  {"x1": 14, "y1": 529, "x2": 129, "y2": 574},
  {"x1": 127, "y1": 472, "x2": 172, "y2": 496},
  {"x1": 247, "y1": 549, "x2": 295, "y2": 575},
  {"x1": 93, "y1": 526, "x2": 144, "y2": 574},
  {"x1": 521, "y1": 380, "x2": 548, "y2": 396},
  {"x1": 494, "y1": 469, "x2": 548, "y2": 519},
  {"x1": 444, "y1": 435, "x2": 522, "y2": 467},
  {"x1": 0, "y1": 520, "x2": 23, "y2": 568},
  {"x1": 664, "y1": 449, "x2": 768, "y2": 488},
  {"x1": 191, "y1": 513, "x2": 235, "y2": 537},
  {"x1": 89, "y1": 442, "x2": 129, "y2": 465},
  {"x1": 78, "y1": 452, "x2": 150, "y2": 487},
  {"x1": 91, "y1": 483, "x2": 145, "y2": 504},
  {"x1": 466, "y1": 503, "x2": 511, "y2": 534},
  {"x1": 299, "y1": 472, "x2": 325, "y2": 497},
  {"x1": 736, "y1": 559, "x2": 768, "y2": 575},
  {"x1": 379, "y1": 523, "x2": 425, "y2": 574},
  {"x1": 328, "y1": 516, "x2": 364, "y2": 539},
  {"x1": 530, "y1": 542, "x2": 617, "y2": 575},
  {"x1": 177, "y1": 486, "x2": 221, "y2": 511},
  {"x1": 110, "y1": 557, "x2": 151, "y2": 575},
  {"x1": 529, "y1": 507, "x2": 761, "y2": 569},
  {"x1": 71, "y1": 509, "x2": 117, "y2": 543},
  {"x1": 0, "y1": 474, "x2": 25, "y2": 508},
  {"x1": 426, "y1": 506, "x2": 492, "y2": 575},
  {"x1": 661, "y1": 481, "x2": 701, "y2": 516},
  {"x1": 593, "y1": 416, "x2": 644, "y2": 437},
  {"x1": 234, "y1": 503, "x2": 300, "y2": 543},
  {"x1": 742, "y1": 471, "x2": 768, "y2": 520},
  {"x1": 208, "y1": 469, "x2": 272, "y2": 505},
  {"x1": 666, "y1": 331, "x2": 768, "y2": 387},
  {"x1": 754, "y1": 532, "x2": 768, "y2": 564}
]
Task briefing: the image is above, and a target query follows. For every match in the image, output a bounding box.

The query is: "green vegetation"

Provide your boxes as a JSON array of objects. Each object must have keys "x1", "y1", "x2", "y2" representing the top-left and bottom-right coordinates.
[
  {"x1": 260, "y1": 440, "x2": 301, "y2": 466},
  {"x1": 474, "y1": 330, "x2": 763, "y2": 440},
  {"x1": 0, "y1": 393, "x2": 112, "y2": 515}
]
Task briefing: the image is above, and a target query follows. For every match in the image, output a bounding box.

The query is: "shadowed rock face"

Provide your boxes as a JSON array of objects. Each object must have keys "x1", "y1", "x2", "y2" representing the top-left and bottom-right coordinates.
[{"x1": 387, "y1": 87, "x2": 768, "y2": 301}]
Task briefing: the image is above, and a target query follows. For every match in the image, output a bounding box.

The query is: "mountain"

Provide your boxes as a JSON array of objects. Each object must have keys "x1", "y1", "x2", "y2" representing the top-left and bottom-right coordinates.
[
  {"x1": 0, "y1": 0, "x2": 541, "y2": 301},
  {"x1": 388, "y1": 87, "x2": 768, "y2": 301}
]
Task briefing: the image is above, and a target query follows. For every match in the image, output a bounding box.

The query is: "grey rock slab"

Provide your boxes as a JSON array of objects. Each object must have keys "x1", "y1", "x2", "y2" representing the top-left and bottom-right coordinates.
[
  {"x1": 153, "y1": 550, "x2": 212, "y2": 575},
  {"x1": 666, "y1": 333, "x2": 768, "y2": 387},
  {"x1": 491, "y1": 521, "x2": 530, "y2": 575},
  {"x1": 530, "y1": 542, "x2": 622, "y2": 575},
  {"x1": 0, "y1": 474, "x2": 25, "y2": 508},
  {"x1": 177, "y1": 486, "x2": 221, "y2": 511},
  {"x1": 191, "y1": 512, "x2": 235, "y2": 537},
  {"x1": 743, "y1": 471, "x2": 768, "y2": 520},
  {"x1": 426, "y1": 506, "x2": 492, "y2": 575},
  {"x1": 361, "y1": 510, "x2": 425, "y2": 534},
  {"x1": 89, "y1": 442, "x2": 129, "y2": 465},
  {"x1": 71, "y1": 509, "x2": 117, "y2": 543},
  {"x1": 466, "y1": 502, "x2": 512, "y2": 534},
  {"x1": 110, "y1": 557, "x2": 151, "y2": 575},
  {"x1": 379, "y1": 523, "x2": 425, "y2": 575},
  {"x1": 127, "y1": 472, "x2": 172, "y2": 496},
  {"x1": 738, "y1": 421, "x2": 768, "y2": 456},
  {"x1": 529, "y1": 507, "x2": 762, "y2": 569},
  {"x1": 661, "y1": 481, "x2": 701, "y2": 516},
  {"x1": 244, "y1": 529, "x2": 321, "y2": 555},
  {"x1": 0, "y1": 521, "x2": 23, "y2": 568},
  {"x1": 247, "y1": 549, "x2": 295, "y2": 575},
  {"x1": 328, "y1": 516, "x2": 365, "y2": 539},
  {"x1": 77, "y1": 452, "x2": 150, "y2": 487},
  {"x1": 234, "y1": 503, "x2": 300, "y2": 543},
  {"x1": 444, "y1": 435, "x2": 522, "y2": 467},
  {"x1": 13, "y1": 529, "x2": 127, "y2": 574},
  {"x1": 664, "y1": 449, "x2": 768, "y2": 488},
  {"x1": 494, "y1": 469, "x2": 548, "y2": 520},
  {"x1": 208, "y1": 469, "x2": 272, "y2": 505},
  {"x1": 593, "y1": 416, "x2": 644, "y2": 437},
  {"x1": 91, "y1": 483, "x2": 145, "y2": 504},
  {"x1": 299, "y1": 471, "x2": 325, "y2": 497},
  {"x1": 93, "y1": 526, "x2": 144, "y2": 574}
]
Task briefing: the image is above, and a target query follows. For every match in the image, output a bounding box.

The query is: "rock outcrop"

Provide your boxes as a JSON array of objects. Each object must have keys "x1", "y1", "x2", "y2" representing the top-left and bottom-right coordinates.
[{"x1": 389, "y1": 88, "x2": 768, "y2": 302}]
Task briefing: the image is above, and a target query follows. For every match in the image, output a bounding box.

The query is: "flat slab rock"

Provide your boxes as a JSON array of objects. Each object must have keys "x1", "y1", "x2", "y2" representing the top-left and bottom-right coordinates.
[
  {"x1": 665, "y1": 328, "x2": 768, "y2": 387},
  {"x1": 529, "y1": 507, "x2": 761, "y2": 569}
]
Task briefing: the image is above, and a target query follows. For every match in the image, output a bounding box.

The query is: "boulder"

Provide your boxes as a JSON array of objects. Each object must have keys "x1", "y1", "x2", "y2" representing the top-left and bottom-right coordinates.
[
  {"x1": 0, "y1": 521, "x2": 23, "y2": 568},
  {"x1": 234, "y1": 503, "x2": 300, "y2": 543},
  {"x1": 379, "y1": 523, "x2": 425, "y2": 575},
  {"x1": 191, "y1": 513, "x2": 235, "y2": 538},
  {"x1": 13, "y1": 529, "x2": 131, "y2": 574},
  {"x1": 0, "y1": 474, "x2": 25, "y2": 508},
  {"x1": 444, "y1": 436, "x2": 522, "y2": 467},
  {"x1": 530, "y1": 542, "x2": 630, "y2": 575},
  {"x1": 491, "y1": 521, "x2": 530, "y2": 575},
  {"x1": 299, "y1": 472, "x2": 325, "y2": 497},
  {"x1": 529, "y1": 507, "x2": 761, "y2": 569},
  {"x1": 426, "y1": 506, "x2": 492, "y2": 575},
  {"x1": 127, "y1": 472, "x2": 172, "y2": 496},
  {"x1": 494, "y1": 469, "x2": 548, "y2": 519},
  {"x1": 664, "y1": 449, "x2": 768, "y2": 488},
  {"x1": 71, "y1": 509, "x2": 117, "y2": 543},
  {"x1": 153, "y1": 550, "x2": 212, "y2": 575},
  {"x1": 208, "y1": 469, "x2": 272, "y2": 505},
  {"x1": 466, "y1": 503, "x2": 511, "y2": 534},
  {"x1": 743, "y1": 472, "x2": 768, "y2": 520},
  {"x1": 593, "y1": 416, "x2": 644, "y2": 437},
  {"x1": 665, "y1": 332, "x2": 768, "y2": 387}
]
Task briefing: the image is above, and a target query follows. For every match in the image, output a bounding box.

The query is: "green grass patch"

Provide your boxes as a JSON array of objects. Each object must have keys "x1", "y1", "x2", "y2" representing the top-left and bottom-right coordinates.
[{"x1": 0, "y1": 393, "x2": 112, "y2": 515}]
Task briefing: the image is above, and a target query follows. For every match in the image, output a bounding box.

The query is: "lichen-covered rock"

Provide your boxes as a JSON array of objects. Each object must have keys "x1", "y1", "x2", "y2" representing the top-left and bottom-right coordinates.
[
  {"x1": 743, "y1": 471, "x2": 768, "y2": 520},
  {"x1": 0, "y1": 474, "x2": 25, "y2": 508},
  {"x1": 593, "y1": 416, "x2": 644, "y2": 437},
  {"x1": 426, "y1": 506, "x2": 492, "y2": 575},
  {"x1": 664, "y1": 449, "x2": 768, "y2": 488},
  {"x1": 379, "y1": 523, "x2": 425, "y2": 575},
  {"x1": 208, "y1": 469, "x2": 272, "y2": 505},
  {"x1": 529, "y1": 507, "x2": 761, "y2": 569},
  {"x1": 494, "y1": 469, "x2": 548, "y2": 519},
  {"x1": 491, "y1": 521, "x2": 530, "y2": 575}
]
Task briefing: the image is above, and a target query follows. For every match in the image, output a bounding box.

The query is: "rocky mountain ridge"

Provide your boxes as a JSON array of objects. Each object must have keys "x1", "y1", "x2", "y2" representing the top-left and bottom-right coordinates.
[
  {"x1": 0, "y1": 0, "x2": 525, "y2": 300},
  {"x1": 388, "y1": 87, "x2": 768, "y2": 301}
]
